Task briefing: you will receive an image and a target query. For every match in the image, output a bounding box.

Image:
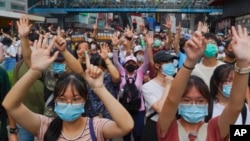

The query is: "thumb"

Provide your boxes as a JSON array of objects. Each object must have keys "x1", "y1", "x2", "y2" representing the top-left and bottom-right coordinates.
[{"x1": 49, "y1": 51, "x2": 59, "y2": 63}]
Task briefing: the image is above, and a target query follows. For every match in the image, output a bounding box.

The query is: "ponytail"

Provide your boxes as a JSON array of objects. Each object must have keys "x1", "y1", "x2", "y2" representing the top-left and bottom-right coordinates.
[{"x1": 44, "y1": 117, "x2": 62, "y2": 141}]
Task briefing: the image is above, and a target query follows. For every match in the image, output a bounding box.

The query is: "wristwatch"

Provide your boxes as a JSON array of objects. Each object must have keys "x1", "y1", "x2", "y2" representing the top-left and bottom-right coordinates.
[
  {"x1": 9, "y1": 128, "x2": 19, "y2": 134},
  {"x1": 234, "y1": 63, "x2": 250, "y2": 74}
]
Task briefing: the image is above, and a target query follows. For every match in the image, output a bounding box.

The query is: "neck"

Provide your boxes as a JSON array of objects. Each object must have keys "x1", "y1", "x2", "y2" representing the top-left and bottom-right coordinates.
[
  {"x1": 61, "y1": 117, "x2": 86, "y2": 139},
  {"x1": 216, "y1": 92, "x2": 229, "y2": 106},
  {"x1": 179, "y1": 118, "x2": 204, "y2": 133},
  {"x1": 154, "y1": 73, "x2": 167, "y2": 87},
  {"x1": 202, "y1": 57, "x2": 218, "y2": 67},
  {"x1": 223, "y1": 56, "x2": 236, "y2": 64}
]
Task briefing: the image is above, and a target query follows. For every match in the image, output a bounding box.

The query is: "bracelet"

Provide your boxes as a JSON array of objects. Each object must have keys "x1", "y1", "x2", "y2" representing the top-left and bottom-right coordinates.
[
  {"x1": 183, "y1": 63, "x2": 194, "y2": 70},
  {"x1": 234, "y1": 63, "x2": 250, "y2": 74},
  {"x1": 9, "y1": 128, "x2": 18, "y2": 134}
]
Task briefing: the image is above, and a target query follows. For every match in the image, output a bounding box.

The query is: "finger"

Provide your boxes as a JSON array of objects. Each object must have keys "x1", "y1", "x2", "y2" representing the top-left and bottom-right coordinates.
[
  {"x1": 57, "y1": 27, "x2": 61, "y2": 36},
  {"x1": 33, "y1": 40, "x2": 38, "y2": 50},
  {"x1": 186, "y1": 40, "x2": 196, "y2": 49},
  {"x1": 85, "y1": 52, "x2": 91, "y2": 68},
  {"x1": 243, "y1": 27, "x2": 248, "y2": 38},
  {"x1": 42, "y1": 34, "x2": 48, "y2": 48},
  {"x1": 49, "y1": 51, "x2": 59, "y2": 63},
  {"x1": 238, "y1": 25, "x2": 243, "y2": 38},
  {"x1": 16, "y1": 21, "x2": 20, "y2": 28},
  {"x1": 197, "y1": 21, "x2": 202, "y2": 32},
  {"x1": 37, "y1": 35, "x2": 43, "y2": 48},
  {"x1": 231, "y1": 26, "x2": 239, "y2": 39}
]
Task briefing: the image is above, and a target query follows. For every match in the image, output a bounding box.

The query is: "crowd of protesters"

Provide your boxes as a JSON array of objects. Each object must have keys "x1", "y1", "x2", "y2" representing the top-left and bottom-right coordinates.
[{"x1": 0, "y1": 14, "x2": 250, "y2": 141}]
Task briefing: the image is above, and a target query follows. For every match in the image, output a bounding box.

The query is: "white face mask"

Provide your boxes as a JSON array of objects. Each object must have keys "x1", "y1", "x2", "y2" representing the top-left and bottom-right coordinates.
[
  {"x1": 136, "y1": 55, "x2": 144, "y2": 62},
  {"x1": 107, "y1": 52, "x2": 113, "y2": 58},
  {"x1": 91, "y1": 44, "x2": 96, "y2": 50}
]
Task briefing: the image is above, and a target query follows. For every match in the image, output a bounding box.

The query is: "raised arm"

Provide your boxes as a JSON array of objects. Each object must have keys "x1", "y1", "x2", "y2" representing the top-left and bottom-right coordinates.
[
  {"x1": 158, "y1": 23, "x2": 206, "y2": 136},
  {"x1": 111, "y1": 32, "x2": 124, "y2": 72},
  {"x1": 218, "y1": 25, "x2": 250, "y2": 138},
  {"x1": 17, "y1": 15, "x2": 33, "y2": 67},
  {"x1": 124, "y1": 26, "x2": 134, "y2": 56},
  {"x1": 99, "y1": 42, "x2": 120, "y2": 83},
  {"x1": 2, "y1": 36, "x2": 59, "y2": 137},
  {"x1": 54, "y1": 36, "x2": 83, "y2": 75},
  {"x1": 82, "y1": 54, "x2": 133, "y2": 139}
]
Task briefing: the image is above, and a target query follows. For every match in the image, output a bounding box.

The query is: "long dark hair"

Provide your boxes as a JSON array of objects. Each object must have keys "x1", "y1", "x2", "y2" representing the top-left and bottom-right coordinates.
[
  {"x1": 210, "y1": 64, "x2": 234, "y2": 100},
  {"x1": 74, "y1": 41, "x2": 90, "y2": 59},
  {"x1": 44, "y1": 73, "x2": 88, "y2": 141},
  {"x1": 177, "y1": 75, "x2": 212, "y2": 122}
]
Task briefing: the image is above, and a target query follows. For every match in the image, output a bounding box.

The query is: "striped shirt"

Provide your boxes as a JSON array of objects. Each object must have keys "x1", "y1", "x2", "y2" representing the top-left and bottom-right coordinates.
[{"x1": 38, "y1": 115, "x2": 109, "y2": 141}]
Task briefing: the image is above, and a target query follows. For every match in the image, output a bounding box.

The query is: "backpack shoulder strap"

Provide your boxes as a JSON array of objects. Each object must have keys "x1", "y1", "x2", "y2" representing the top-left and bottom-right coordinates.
[
  {"x1": 241, "y1": 103, "x2": 247, "y2": 125},
  {"x1": 89, "y1": 118, "x2": 97, "y2": 141}
]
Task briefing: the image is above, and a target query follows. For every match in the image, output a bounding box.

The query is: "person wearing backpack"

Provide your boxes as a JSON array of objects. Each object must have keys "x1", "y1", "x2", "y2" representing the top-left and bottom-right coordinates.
[
  {"x1": 112, "y1": 28, "x2": 150, "y2": 141},
  {"x1": 2, "y1": 33, "x2": 134, "y2": 141},
  {"x1": 210, "y1": 64, "x2": 250, "y2": 125}
]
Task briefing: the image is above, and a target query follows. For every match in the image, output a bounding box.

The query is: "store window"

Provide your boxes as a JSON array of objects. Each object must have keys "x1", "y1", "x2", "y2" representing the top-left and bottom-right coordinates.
[
  {"x1": 11, "y1": 3, "x2": 25, "y2": 12},
  {"x1": 0, "y1": 1, "x2": 5, "y2": 8}
]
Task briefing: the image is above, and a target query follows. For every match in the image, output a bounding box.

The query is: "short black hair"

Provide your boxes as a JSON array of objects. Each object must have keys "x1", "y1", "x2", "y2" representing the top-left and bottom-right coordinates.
[
  {"x1": 28, "y1": 32, "x2": 39, "y2": 42},
  {"x1": 203, "y1": 33, "x2": 220, "y2": 45}
]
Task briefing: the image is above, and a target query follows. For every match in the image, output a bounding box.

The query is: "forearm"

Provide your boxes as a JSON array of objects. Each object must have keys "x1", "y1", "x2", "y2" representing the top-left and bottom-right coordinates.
[
  {"x1": 93, "y1": 87, "x2": 133, "y2": 131},
  {"x1": 173, "y1": 37, "x2": 180, "y2": 55},
  {"x1": 61, "y1": 50, "x2": 83, "y2": 74},
  {"x1": 20, "y1": 36, "x2": 32, "y2": 67},
  {"x1": 8, "y1": 114, "x2": 17, "y2": 128},
  {"x1": 92, "y1": 29, "x2": 98, "y2": 38},
  {"x1": 126, "y1": 40, "x2": 133, "y2": 56},
  {"x1": 2, "y1": 69, "x2": 41, "y2": 111},
  {"x1": 105, "y1": 58, "x2": 120, "y2": 83}
]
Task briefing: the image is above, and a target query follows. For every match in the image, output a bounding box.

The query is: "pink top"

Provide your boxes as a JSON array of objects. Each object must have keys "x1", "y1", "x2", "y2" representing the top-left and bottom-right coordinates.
[
  {"x1": 157, "y1": 116, "x2": 229, "y2": 141},
  {"x1": 38, "y1": 115, "x2": 109, "y2": 141},
  {"x1": 113, "y1": 48, "x2": 149, "y2": 111}
]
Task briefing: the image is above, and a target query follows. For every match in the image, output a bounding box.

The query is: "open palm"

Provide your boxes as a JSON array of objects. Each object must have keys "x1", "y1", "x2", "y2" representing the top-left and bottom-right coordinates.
[
  {"x1": 231, "y1": 25, "x2": 250, "y2": 62},
  {"x1": 17, "y1": 15, "x2": 32, "y2": 37},
  {"x1": 31, "y1": 36, "x2": 58, "y2": 72}
]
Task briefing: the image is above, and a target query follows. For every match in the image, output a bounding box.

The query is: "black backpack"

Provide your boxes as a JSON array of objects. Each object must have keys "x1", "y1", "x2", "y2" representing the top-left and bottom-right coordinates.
[{"x1": 119, "y1": 73, "x2": 141, "y2": 114}]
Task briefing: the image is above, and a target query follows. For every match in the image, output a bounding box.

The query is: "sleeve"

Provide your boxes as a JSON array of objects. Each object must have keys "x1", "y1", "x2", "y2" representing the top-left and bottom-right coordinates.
[
  {"x1": 112, "y1": 50, "x2": 124, "y2": 73},
  {"x1": 94, "y1": 118, "x2": 110, "y2": 141},
  {"x1": 157, "y1": 118, "x2": 179, "y2": 141},
  {"x1": 207, "y1": 116, "x2": 229, "y2": 141},
  {"x1": 142, "y1": 83, "x2": 159, "y2": 111},
  {"x1": 38, "y1": 115, "x2": 53, "y2": 141},
  {"x1": 137, "y1": 47, "x2": 149, "y2": 74}
]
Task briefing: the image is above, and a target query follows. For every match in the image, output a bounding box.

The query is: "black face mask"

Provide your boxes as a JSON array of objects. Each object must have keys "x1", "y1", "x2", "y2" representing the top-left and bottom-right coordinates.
[
  {"x1": 125, "y1": 64, "x2": 137, "y2": 72},
  {"x1": 226, "y1": 51, "x2": 235, "y2": 58}
]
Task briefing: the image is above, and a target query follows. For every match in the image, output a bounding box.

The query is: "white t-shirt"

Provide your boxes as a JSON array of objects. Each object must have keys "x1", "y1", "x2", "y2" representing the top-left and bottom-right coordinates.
[
  {"x1": 191, "y1": 60, "x2": 225, "y2": 88},
  {"x1": 4, "y1": 44, "x2": 16, "y2": 58},
  {"x1": 212, "y1": 102, "x2": 250, "y2": 125},
  {"x1": 142, "y1": 80, "x2": 165, "y2": 122}
]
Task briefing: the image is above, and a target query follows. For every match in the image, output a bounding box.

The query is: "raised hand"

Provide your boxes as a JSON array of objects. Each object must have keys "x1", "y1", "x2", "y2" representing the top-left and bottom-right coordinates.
[
  {"x1": 124, "y1": 25, "x2": 134, "y2": 38},
  {"x1": 17, "y1": 15, "x2": 32, "y2": 37},
  {"x1": 54, "y1": 36, "x2": 66, "y2": 52},
  {"x1": 163, "y1": 17, "x2": 172, "y2": 29},
  {"x1": 184, "y1": 22, "x2": 206, "y2": 62},
  {"x1": 30, "y1": 35, "x2": 59, "y2": 73},
  {"x1": 231, "y1": 25, "x2": 250, "y2": 63},
  {"x1": 145, "y1": 33, "x2": 154, "y2": 46},
  {"x1": 111, "y1": 32, "x2": 120, "y2": 48},
  {"x1": 176, "y1": 23, "x2": 182, "y2": 37},
  {"x1": 98, "y1": 43, "x2": 109, "y2": 60},
  {"x1": 93, "y1": 23, "x2": 98, "y2": 30},
  {"x1": 83, "y1": 53, "x2": 104, "y2": 89}
]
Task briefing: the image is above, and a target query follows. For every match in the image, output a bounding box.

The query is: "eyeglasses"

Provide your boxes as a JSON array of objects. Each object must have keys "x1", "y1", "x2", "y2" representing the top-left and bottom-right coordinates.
[
  {"x1": 55, "y1": 97, "x2": 84, "y2": 104},
  {"x1": 180, "y1": 97, "x2": 207, "y2": 105}
]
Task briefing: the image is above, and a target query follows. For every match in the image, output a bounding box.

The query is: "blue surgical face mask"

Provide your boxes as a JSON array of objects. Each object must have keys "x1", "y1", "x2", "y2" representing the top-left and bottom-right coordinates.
[
  {"x1": 162, "y1": 63, "x2": 175, "y2": 76},
  {"x1": 203, "y1": 43, "x2": 218, "y2": 58},
  {"x1": 119, "y1": 45, "x2": 124, "y2": 50},
  {"x1": 54, "y1": 102, "x2": 85, "y2": 122},
  {"x1": 52, "y1": 62, "x2": 66, "y2": 74},
  {"x1": 222, "y1": 84, "x2": 232, "y2": 98},
  {"x1": 178, "y1": 104, "x2": 208, "y2": 123}
]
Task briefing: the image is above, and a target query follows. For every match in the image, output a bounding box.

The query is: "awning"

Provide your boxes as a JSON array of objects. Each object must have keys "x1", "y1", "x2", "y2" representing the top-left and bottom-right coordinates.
[{"x1": 0, "y1": 10, "x2": 45, "y2": 22}]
